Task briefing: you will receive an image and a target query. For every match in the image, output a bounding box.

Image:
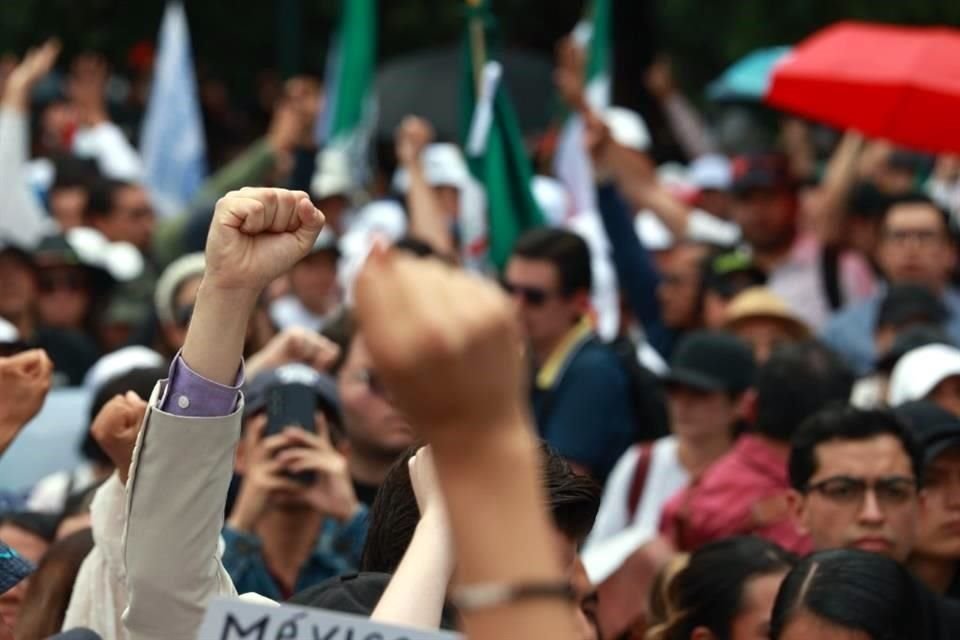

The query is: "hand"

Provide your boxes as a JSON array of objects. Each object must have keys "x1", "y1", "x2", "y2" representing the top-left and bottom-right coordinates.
[
  {"x1": 409, "y1": 446, "x2": 453, "y2": 568},
  {"x1": 267, "y1": 99, "x2": 303, "y2": 154},
  {"x1": 247, "y1": 327, "x2": 341, "y2": 379},
  {"x1": 204, "y1": 187, "x2": 326, "y2": 294},
  {"x1": 353, "y1": 246, "x2": 526, "y2": 448},
  {"x1": 554, "y1": 36, "x2": 587, "y2": 112},
  {"x1": 0, "y1": 349, "x2": 53, "y2": 453},
  {"x1": 68, "y1": 53, "x2": 109, "y2": 126},
  {"x1": 90, "y1": 391, "x2": 148, "y2": 484},
  {"x1": 395, "y1": 115, "x2": 434, "y2": 167},
  {"x1": 275, "y1": 425, "x2": 359, "y2": 522},
  {"x1": 644, "y1": 56, "x2": 675, "y2": 100},
  {"x1": 227, "y1": 415, "x2": 306, "y2": 532},
  {"x1": 2, "y1": 40, "x2": 60, "y2": 111}
]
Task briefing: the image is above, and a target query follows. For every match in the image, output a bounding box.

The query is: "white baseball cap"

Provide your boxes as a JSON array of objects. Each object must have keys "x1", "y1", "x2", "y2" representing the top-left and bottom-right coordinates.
[
  {"x1": 604, "y1": 107, "x2": 651, "y2": 153},
  {"x1": 688, "y1": 154, "x2": 733, "y2": 192},
  {"x1": 531, "y1": 175, "x2": 572, "y2": 226},
  {"x1": 393, "y1": 143, "x2": 471, "y2": 193},
  {"x1": 888, "y1": 343, "x2": 960, "y2": 407},
  {"x1": 0, "y1": 317, "x2": 19, "y2": 344},
  {"x1": 83, "y1": 346, "x2": 166, "y2": 395}
]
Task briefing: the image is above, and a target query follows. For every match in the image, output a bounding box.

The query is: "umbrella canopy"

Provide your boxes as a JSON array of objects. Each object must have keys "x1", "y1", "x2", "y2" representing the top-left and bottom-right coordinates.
[
  {"x1": 707, "y1": 46, "x2": 791, "y2": 102},
  {"x1": 766, "y1": 21, "x2": 960, "y2": 154},
  {"x1": 375, "y1": 45, "x2": 554, "y2": 142}
]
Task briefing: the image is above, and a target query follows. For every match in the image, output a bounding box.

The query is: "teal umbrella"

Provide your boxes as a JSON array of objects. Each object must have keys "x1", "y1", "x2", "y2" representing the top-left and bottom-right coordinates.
[{"x1": 707, "y1": 46, "x2": 791, "y2": 102}]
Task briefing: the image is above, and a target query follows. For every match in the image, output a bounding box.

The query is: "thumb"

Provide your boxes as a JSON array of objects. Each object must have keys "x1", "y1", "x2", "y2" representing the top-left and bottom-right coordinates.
[{"x1": 294, "y1": 197, "x2": 326, "y2": 250}]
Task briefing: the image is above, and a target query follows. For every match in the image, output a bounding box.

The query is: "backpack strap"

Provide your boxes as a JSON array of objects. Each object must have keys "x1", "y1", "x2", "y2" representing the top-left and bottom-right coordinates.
[{"x1": 626, "y1": 443, "x2": 655, "y2": 521}]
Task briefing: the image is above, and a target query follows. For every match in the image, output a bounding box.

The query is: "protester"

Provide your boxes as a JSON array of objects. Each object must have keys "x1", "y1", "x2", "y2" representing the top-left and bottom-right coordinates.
[
  {"x1": 770, "y1": 549, "x2": 953, "y2": 639},
  {"x1": 897, "y1": 401, "x2": 960, "y2": 597},
  {"x1": 823, "y1": 194, "x2": 960, "y2": 374},
  {"x1": 646, "y1": 536, "x2": 795, "y2": 640},
  {"x1": 0, "y1": 511, "x2": 57, "y2": 629},
  {"x1": 700, "y1": 249, "x2": 767, "y2": 329},
  {"x1": 223, "y1": 365, "x2": 367, "y2": 600},
  {"x1": 506, "y1": 227, "x2": 636, "y2": 480},
  {"x1": 661, "y1": 341, "x2": 853, "y2": 554},
  {"x1": 888, "y1": 343, "x2": 960, "y2": 416},
  {"x1": 14, "y1": 528, "x2": 93, "y2": 640},
  {"x1": 268, "y1": 229, "x2": 342, "y2": 332},
  {"x1": 787, "y1": 406, "x2": 922, "y2": 562},
  {"x1": 721, "y1": 287, "x2": 811, "y2": 363}
]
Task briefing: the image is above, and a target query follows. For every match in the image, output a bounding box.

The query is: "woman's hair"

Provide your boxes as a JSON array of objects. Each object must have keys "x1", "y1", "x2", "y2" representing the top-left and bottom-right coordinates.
[
  {"x1": 14, "y1": 528, "x2": 94, "y2": 640},
  {"x1": 646, "y1": 536, "x2": 795, "y2": 640},
  {"x1": 770, "y1": 549, "x2": 941, "y2": 640}
]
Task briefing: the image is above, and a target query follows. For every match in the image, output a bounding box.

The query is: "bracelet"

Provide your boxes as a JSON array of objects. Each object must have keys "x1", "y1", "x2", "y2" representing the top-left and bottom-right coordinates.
[{"x1": 449, "y1": 580, "x2": 576, "y2": 612}]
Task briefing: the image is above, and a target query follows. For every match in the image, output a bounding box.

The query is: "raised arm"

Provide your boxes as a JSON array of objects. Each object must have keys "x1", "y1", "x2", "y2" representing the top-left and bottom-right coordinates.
[
  {"x1": 123, "y1": 188, "x2": 325, "y2": 640},
  {"x1": 354, "y1": 248, "x2": 577, "y2": 640}
]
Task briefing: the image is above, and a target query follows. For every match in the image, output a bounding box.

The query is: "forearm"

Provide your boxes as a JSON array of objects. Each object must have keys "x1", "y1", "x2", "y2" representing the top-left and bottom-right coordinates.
[
  {"x1": 180, "y1": 280, "x2": 257, "y2": 385},
  {"x1": 371, "y1": 512, "x2": 454, "y2": 630},
  {"x1": 434, "y1": 426, "x2": 576, "y2": 640},
  {"x1": 193, "y1": 139, "x2": 277, "y2": 207},
  {"x1": 619, "y1": 178, "x2": 690, "y2": 240},
  {"x1": 816, "y1": 131, "x2": 865, "y2": 245},
  {"x1": 660, "y1": 93, "x2": 715, "y2": 158},
  {"x1": 406, "y1": 164, "x2": 456, "y2": 256}
]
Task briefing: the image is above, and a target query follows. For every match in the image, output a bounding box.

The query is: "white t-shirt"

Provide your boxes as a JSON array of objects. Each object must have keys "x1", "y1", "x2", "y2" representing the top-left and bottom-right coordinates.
[{"x1": 581, "y1": 436, "x2": 689, "y2": 584}]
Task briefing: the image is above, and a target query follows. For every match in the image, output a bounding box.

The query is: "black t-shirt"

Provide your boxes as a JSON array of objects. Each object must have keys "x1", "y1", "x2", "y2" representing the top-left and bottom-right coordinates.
[{"x1": 353, "y1": 479, "x2": 379, "y2": 508}]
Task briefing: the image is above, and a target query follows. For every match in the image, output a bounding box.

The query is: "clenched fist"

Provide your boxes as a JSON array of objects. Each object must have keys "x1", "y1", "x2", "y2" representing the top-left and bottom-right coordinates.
[
  {"x1": 204, "y1": 187, "x2": 326, "y2": 294},
  {"x1": 91, "y1": 391, "x2": 148, "y2": 484},
  {"x1": 0, "y1": 349, "x2": 53, "y2": 454},
  {"x1": 395, "y1": 116, "x2": 434, "y2": 167},
  {"x1": 353, "y1": 245, "x2": 526, "y2": 448}
]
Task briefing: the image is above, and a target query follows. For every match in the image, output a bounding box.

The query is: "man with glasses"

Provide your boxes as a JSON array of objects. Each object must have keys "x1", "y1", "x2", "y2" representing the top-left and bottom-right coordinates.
[
  {"x1": 787, "y1": 406, "x2": 923, "y2": 563},
  {"x1": 822, "y1": 194, "x2": 960, "y2": 375},
  {"x1": 504, "y1": 227, "x2": 635, "y2": 482}
]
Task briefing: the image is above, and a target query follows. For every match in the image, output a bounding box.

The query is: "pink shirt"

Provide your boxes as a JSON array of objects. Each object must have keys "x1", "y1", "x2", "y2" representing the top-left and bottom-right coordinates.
[{"x1": 659, "y1": 435, "x2": 812, "y2": 555}]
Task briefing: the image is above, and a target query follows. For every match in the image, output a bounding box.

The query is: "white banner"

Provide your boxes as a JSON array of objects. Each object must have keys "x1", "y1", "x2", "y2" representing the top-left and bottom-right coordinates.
[{"x1": 197, "y1": 597, "x2": 462, "y2": 640}]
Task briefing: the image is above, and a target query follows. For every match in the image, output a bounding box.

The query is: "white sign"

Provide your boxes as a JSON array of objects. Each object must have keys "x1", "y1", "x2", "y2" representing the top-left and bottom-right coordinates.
[{"x1": 197, "y1": 597, "x2": 462, "y2": 640}]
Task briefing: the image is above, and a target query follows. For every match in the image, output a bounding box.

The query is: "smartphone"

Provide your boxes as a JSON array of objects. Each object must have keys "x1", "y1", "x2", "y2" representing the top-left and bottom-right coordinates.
[{"x1": 265, "y1": 383, "x2": 318, "y2": 485}]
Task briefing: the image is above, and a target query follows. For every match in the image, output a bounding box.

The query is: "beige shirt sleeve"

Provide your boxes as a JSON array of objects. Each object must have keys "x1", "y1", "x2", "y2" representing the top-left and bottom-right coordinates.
[{"x1": 121, "y1": 382, "x2": 240, "y2": 640}]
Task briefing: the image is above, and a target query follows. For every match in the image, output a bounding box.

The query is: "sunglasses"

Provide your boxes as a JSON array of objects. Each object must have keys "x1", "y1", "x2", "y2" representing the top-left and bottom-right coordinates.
[
  {"x1": 38, "y1": 271, "x2": 88, "y2": 293},
  {"x1": 501, "y1": 280, "x2": 553, "y2": 307},
  {"x1": 806, "y1": 475, "x2": 917, "y2": 508}
]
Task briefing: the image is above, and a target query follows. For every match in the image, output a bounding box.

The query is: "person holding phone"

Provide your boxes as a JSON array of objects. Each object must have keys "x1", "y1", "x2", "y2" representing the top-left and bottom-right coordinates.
[{"x1": 223, "y1": 364, "x2": 367, "y2": 600}]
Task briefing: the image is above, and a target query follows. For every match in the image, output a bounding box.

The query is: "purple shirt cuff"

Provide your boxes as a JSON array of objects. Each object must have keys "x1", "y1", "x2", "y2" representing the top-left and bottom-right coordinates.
[{"x1": 159, "y1": 352, "x2": 244, "y2": 418}]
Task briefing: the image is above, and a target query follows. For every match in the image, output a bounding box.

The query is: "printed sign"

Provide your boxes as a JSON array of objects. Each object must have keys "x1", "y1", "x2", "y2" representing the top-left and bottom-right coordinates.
[{"x1": 197, "y1": 597, "x2": 462, "y2": 640}]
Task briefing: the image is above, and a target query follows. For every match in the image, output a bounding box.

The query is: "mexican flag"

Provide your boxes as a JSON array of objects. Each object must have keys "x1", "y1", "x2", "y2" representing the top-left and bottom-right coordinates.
[
  {"x1": 461, "y1": 0, "x2": 545, "y2": 271},
  {"x1": 316, "y1": 0, "x2": 377, "y2": 184},
  {"x1": 554, "y1": 0, "x2": 612, "y2": 217}
]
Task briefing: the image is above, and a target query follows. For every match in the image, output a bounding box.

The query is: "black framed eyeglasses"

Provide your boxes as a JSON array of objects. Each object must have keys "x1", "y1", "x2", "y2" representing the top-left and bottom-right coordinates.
[
  {"x1": 805, "y1": 475, "x2": 917, "y2": 507},
  {"x1": 500, "y1": 280, "x2": 552, "y2": 307}
]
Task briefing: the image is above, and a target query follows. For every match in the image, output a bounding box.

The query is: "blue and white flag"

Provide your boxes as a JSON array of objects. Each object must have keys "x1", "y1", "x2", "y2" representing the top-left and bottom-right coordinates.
[{"x1": 140, "y1": 2, "x2": 206, "y2": 217}]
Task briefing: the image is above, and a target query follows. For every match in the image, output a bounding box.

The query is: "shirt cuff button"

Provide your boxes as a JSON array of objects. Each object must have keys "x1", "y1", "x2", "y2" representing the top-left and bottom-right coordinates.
[{"x1": 177, "y1": 395, "x2": 191, "y2": 410}]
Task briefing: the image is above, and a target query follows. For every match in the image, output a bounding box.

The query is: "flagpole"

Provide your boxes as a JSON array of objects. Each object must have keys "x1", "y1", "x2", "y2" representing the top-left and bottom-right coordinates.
[{"x1": 467, "y1": 0, "x2": 486, "y2": 95}]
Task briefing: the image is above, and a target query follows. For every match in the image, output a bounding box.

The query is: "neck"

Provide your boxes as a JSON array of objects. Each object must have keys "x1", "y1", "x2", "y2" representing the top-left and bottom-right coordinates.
[
  {"x1": 256, "y1": 509, "x2": 324, "y2": 589},
  {"x1": 908, "y1": 554, "x2": 957, "y2": 594},
  {"x1": 532, "y1": 322, "x2": 581, "y2": 368},
  {"x1": 676, "y1": 431, "x2": 733, "y2": 477},
  {"x1": 753, "y1": 434, "x2": 791, "y2": 458},
  {"x1": 348, "y1": 449, "x2": 395, "y2": 488}
]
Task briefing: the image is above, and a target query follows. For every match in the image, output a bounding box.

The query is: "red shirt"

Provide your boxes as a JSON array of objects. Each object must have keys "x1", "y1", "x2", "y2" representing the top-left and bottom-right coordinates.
[{"x1": 659, "y1": 435, "x2": 812, "y2": 555}]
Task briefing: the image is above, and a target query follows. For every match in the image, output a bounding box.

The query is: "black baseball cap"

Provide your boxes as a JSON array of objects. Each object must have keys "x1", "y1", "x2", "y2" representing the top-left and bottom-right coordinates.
[
  {"x1": 702, "y1": 249, "x2": 767, "y2": 299},
  {"x1": 876, "y1": 325, "x2": 951, "y2": 373},
  {"x1": 664, "y1": 331, "x2": 756, "y2": 394},
  {"x1": 243, "y1": 363, "x2": 341, "y2": 425},
  {"x1": 876, "y1": 285, "x2": 948, "y2": 331},
  {"x1": 894, "y1": 400, "x2": 960, "y2": 465},
  {"x1": 730, "y1": 153, "x2": 795, "y2": 195}
]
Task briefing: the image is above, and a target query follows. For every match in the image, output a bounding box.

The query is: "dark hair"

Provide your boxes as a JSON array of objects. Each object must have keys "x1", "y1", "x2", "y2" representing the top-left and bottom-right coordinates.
[
  {"x1": 14, "y1": 528, "x2": 94, "y2": 640},
  {"x1": 770, "y1": 549, "x2": 941, "y2": 640},
  {"x1": 881, "y1": 192, "x2": 952, "y2": 234},
  {"x1": 81, "y1": 366, "x2": 168, "y2": 466},
  {"x1": 788, "y1": 407, "x2": 924, "y2": 491},
  {"x1": 648, "y1": 536, "x2": 796, "y2": 640},
  {"x1": 323, "y1": 308, "x2": 356, "y2": 377},
  {"x1": 0, "y1": 511, "x2": 59, "y2": 543},
  {"x1": 361, "y1": 442, "x2": 601, "y2": 573},
  {"x1": 754, "y1": 342, "x2": 854, "y2": 442},
  {"x1": 85, "y1": 178, "x2": 132, "y2": 220},
  {"x1": 511, "y1": 227, "x2": 592, "y2": 296}
]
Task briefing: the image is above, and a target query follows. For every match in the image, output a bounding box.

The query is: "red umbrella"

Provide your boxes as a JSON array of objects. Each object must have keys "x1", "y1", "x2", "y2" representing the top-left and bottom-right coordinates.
[{"x1": 766, "y1": 21, "x2": 960, "y2": 154}]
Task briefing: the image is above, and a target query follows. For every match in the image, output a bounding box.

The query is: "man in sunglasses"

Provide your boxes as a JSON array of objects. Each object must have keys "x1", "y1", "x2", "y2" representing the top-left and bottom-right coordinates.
[
  {"x1": 505, "y1": 227, "x2": 635, "y2": 482},
  {"x1": 787, "y1": 406, "x2": 923, "y2": 563}
]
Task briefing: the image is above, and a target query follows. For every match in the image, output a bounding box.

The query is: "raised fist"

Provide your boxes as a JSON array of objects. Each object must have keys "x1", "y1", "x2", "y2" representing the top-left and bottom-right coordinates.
[{"x1": 90, "y1": 391, "x2": 148, "y2": 484}]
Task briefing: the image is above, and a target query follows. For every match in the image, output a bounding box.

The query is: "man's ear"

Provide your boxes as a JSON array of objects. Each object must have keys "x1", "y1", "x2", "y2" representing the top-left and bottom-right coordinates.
[
  {"x1": 786, "y1": 489, "x2": 809, "y2": 534},
  {"x1": 234, "y1": 435, "x2": 249, "y2": 475},
  {"x1": 737, "y1": 389, "x2": 758, "y2": 424}
]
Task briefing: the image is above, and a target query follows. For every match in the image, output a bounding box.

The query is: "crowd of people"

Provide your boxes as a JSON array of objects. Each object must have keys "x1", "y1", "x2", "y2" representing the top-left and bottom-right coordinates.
[{"x1": 2, "y1": 20, "x2": 960, "y2": 640}]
